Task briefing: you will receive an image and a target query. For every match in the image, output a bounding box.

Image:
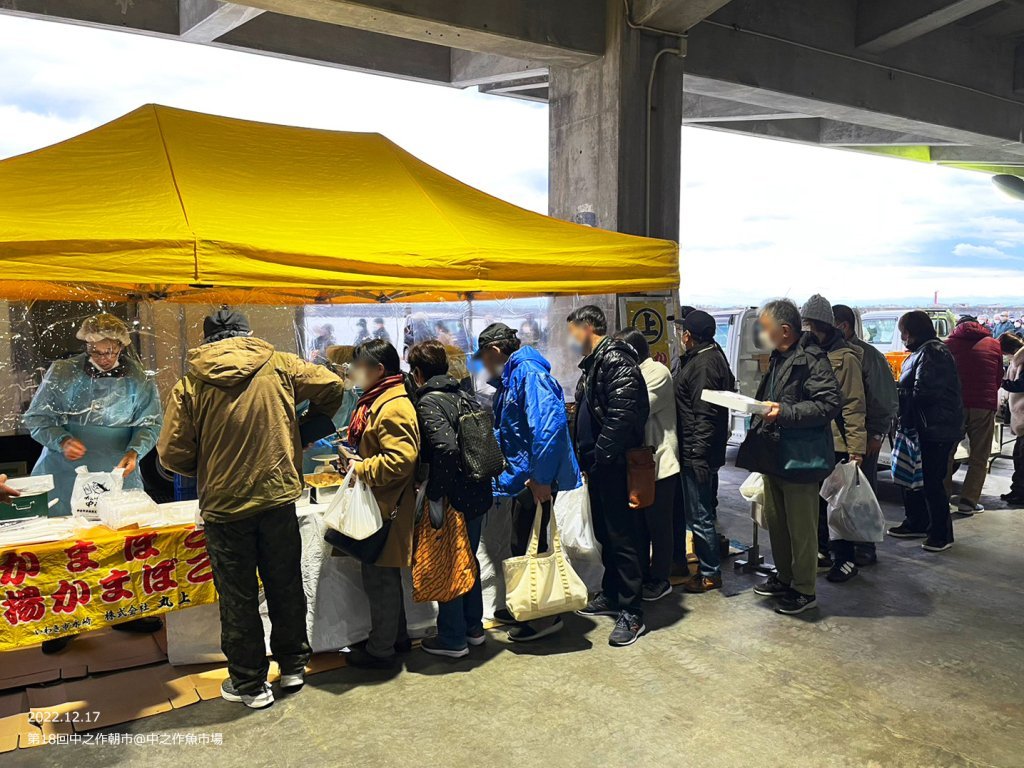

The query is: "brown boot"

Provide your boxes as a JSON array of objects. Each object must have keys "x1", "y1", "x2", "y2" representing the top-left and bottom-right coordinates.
[{"x1": 681, "y1": 574, "x2": 723, "y2": 594}]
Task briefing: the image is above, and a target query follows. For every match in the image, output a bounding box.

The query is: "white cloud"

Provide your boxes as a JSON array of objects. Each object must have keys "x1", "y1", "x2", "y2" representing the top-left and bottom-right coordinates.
[{"x1": 952, "y1": 243, "x2": 1019, "y2": 260}]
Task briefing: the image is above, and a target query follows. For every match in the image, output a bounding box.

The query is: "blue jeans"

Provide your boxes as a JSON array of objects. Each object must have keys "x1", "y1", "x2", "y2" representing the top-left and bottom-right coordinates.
[
  {"x1": 435, "y1": 515, "x2": 484, "y2": 649},
  {"x1": 681, "y1": 467, "x2": 721, "y2": 578}
]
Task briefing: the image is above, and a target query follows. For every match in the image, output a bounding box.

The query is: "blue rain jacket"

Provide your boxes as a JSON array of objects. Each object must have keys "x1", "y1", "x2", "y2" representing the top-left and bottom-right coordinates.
[
  {"x1": 301, "y1": 386, "x2": 360, "y2": 473},
  {"x1": 491, "y1": 346, "x2": 581, "y2": 497},
  {"x1": 23, "y1": 353, "x2": 163, "y2": 515}
]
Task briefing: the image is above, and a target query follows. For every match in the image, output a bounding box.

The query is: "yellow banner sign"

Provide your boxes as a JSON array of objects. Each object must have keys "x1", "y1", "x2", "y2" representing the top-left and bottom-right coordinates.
[
  {"x1": 622, "y1": 297, "x2": 672, "y2": 366},
  {"x1": 0, "y1": 524, "x2": 216, "y2": 651}
]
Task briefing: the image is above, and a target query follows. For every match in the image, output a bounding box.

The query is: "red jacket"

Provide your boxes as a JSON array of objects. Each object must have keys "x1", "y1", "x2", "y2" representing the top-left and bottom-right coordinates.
[{"x1": 945, "y1": 322, "x2": 1003, "y2": 411}]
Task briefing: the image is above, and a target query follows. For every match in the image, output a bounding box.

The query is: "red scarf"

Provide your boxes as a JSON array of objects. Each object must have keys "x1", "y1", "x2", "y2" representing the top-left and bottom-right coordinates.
[{"x1": 347, "y1": 375, "x2": 406, "y2": 447}]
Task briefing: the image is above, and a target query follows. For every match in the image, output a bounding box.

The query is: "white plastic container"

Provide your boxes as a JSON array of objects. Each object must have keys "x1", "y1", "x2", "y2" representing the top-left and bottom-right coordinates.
[
  {"x1": 701, "y1": 390, "x2": 772, "y2": 415},
  {"x1": 96, "y1": 489, "x2": 159, "y2": 529}
]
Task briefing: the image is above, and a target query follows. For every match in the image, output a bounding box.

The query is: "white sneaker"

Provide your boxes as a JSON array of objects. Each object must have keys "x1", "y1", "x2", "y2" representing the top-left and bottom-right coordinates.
[
  {"x1": 956, "y1": 501, "x2": 983, "y2": 515},
  {"x1": 221, "y1": 679, "x2": 274, "y2": 709},
  {"x1": 279, "y1": 672, "x2": 305, "y2": 691}
]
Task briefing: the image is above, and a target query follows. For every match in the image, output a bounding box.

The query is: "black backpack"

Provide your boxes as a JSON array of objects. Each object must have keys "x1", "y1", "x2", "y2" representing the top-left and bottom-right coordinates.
[{"x1": 453, "y1": 391, "x2": 505, "y2": 482}]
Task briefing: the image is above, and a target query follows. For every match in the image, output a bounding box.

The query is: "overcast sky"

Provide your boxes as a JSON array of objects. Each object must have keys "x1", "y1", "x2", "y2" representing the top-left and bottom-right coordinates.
[{"x1": 1, "y1": 13, "x2": 1022, "y2": 307}]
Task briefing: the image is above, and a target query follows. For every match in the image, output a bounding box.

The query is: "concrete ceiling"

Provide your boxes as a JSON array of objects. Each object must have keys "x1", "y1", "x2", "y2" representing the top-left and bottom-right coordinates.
[{"x1": 1, "y1": 0, "x2": 1023, "y2": 170}]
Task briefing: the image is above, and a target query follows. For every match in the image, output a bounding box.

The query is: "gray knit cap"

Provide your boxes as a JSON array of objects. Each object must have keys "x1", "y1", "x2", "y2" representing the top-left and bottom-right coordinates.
[{"x1": 800, "y1": 294, "x2": 835, "y2": 327}]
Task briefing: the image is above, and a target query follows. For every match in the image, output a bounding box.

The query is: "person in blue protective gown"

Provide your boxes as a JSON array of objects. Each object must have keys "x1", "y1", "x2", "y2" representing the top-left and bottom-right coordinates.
[
  {"x1": 22, "y1": 313, "x2": 164, "y2": 653},
  {"x1": 301, "y1": 344, "x2": 360, "y2": 475}
]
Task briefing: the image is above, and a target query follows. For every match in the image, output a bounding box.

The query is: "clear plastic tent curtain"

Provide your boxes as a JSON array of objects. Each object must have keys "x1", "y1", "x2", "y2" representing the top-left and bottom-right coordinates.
[{"x1": 0, "y1": 294, "x2": 619, "y2": 442}]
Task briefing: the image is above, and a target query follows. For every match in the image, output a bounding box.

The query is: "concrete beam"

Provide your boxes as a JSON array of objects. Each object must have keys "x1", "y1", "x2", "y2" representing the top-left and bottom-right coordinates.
[
  {"x1": 180, "y1": 0, "x2": 264, "y2": 42},
  {"x1": 817, "y1": 120, "x2": 955, "y2": 146},
  {"x1": 478, "y1": 76, "x2": 549, "y2": 94},
  {"x1": 630, "y1": 0, "x2": 735, "y2": 33},
  {"x1": 240, "y1": 0, "x2": 605, "y2": 66},
  {"x1": 682, "y1": 92, "x2": 807, "y2": 122},
  {"x1": 695, "y1": 118, "x2": 825, "y2": 145},
  {"x1": 685, "y1": 18, "x2": 1024, "y2": 157},
  {"x1": 0, "y1": 0, "x2": 178, "y2": 35},
  {"x1": 856, "y1": 0, "x2": 1003, "y2": 54},
  {"x1": 961, "y1": 2, "x2": 1024, "y2": 37},
  {"x1": 449, "y1": 50, "x2": 546, "y2": 88},
  {"x1": 215, "y1": 11, "x2": 452, "y2": 83},
  {"x1": 693, "y1": 116, "x2": 959, "y2": 148},
  {"x1": 479, "y1": 84, "x2": 549, "y2": 103},
  {"x1": 930, "y1": 145, "x2": 1024, "y2": 164}
]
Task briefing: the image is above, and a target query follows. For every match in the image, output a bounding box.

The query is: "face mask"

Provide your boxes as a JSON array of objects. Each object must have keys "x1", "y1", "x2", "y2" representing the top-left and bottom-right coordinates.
[
  {"x1": 569, "y1": 338, "x2": 587, "y2": 358},
  {"x1": 758, "y1": 330, "x2": 775, "y2": 351}
]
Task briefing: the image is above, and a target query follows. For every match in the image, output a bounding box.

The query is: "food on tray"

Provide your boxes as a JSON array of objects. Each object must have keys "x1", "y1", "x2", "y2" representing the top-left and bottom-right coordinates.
[{"x1": 305, "y1": 472, "x2": 344, "y2": 488}]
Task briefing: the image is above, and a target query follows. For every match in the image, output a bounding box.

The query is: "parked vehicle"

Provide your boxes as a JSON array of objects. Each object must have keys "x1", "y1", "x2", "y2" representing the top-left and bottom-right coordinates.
[{"x1": 711, "y1": 308, "x2": 767, "y2": 445}]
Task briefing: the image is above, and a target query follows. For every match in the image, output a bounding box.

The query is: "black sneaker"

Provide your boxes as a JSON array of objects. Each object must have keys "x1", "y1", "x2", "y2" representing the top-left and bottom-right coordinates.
[
  {"x1": 853, "y1": 546, "x2": 878, "y2": 567},
  {"x1": 608, "y1": 611, "x2": 645, "y2": 647},
  {"x1": 826, "y1": 561, "x2": 859, "y2": 583},
  {"x1": 41, "y1": 635, "x2": 77, "y2": 655},
  {"x1": 492, "y1": 608, "x2": 519, "y2": 625},
  {"x1": 508, "y1": 616, "x2": 563, "y2": 643},
  {"x1": 345, "y1": 645, "x2": 397, "y2": 670},
  {"x1": 775, "y1": 591, "x2": 817, "y2": 615},
  {"x1": 641, "y1": 581, "x2": 672, "y2": 602},
  {"x1": 577, "y1": 593, "x2": 618, "y2": 617},
  {"x1": 111, "y1": 616, "x2": 163, "y2": 633},
  {"x1": 753, "y1": 575, "x2": 790, "y2": 597},
  {"x1": 887, "y1": 523, "x2": 927, "y2": 539},
  {"x1": 922, "y1": 539, "x2": 953, "y2": 552},
  {"x1": 817, "y1": 551, "x2": 834, "y2": 570},
  {"x1": 1001, "y1": 493, "x2": 1024, "y2": 505}
]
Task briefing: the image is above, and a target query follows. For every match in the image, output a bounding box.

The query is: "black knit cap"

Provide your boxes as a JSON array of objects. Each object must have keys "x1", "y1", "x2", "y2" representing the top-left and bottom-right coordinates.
[{"x1": 203, "y1": 309, "x2": 251, "y2": 343}]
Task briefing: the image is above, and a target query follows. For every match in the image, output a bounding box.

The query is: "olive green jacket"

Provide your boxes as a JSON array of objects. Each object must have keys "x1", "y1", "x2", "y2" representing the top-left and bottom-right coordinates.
[
  {"x1": 824, "y1": 339, "x2": 868, "y2": 457},
  {"x1": 158, "y1": 337, "x2": 345, "y2": 523}
]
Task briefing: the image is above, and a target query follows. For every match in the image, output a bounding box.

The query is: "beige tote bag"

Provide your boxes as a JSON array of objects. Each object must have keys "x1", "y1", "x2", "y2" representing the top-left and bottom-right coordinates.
[{"x1": 502, "y1": 501, "x2": 589, "y2": 622}]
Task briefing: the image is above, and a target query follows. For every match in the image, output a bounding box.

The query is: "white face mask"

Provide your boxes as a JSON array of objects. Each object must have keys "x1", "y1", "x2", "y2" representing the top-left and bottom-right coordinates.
[{"x1": 758, "y1": 329, "x2": 776, "y2": 351}]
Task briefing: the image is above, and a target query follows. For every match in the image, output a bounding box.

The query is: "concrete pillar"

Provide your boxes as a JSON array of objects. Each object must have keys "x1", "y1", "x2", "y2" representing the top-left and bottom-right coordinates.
[{"x1": 548, "y1": 0, "x2": 684, "y2": 242}]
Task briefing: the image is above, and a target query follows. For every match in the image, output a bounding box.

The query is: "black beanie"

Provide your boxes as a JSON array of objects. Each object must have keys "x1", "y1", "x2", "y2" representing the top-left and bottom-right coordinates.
[{"x1": 203, "y1": 309, "x2": 251, "y2": 344}]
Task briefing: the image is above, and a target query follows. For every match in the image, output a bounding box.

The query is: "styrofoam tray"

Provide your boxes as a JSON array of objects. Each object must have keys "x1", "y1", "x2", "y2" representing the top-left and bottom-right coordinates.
[{"x1": 701, "y1": 390, "x2": 771, "y2": 414}]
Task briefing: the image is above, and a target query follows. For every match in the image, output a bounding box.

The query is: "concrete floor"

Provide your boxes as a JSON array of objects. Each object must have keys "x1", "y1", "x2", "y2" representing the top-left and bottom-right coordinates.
[{"x1": 15, "y1": 455, "x2": 1024, "y2": 768}]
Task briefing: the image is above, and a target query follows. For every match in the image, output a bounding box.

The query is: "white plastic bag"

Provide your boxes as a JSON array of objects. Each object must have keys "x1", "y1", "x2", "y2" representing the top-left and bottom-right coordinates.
[
  {"x1": 820, "y1": 462, "x2": 885, "y2": 542},
  {"x1": 322, "y1": 467, "x2": 383, "y2": 541},
  {"x1": 553, "y1": 480, "x2": 599, "y2": 554},
  {"x1": 738, "y1": 472, "x2": 765, "y2": 505},
  {"x1": 70, "y1": 466, "x2": 125, "y2": 520},
  {"x1": 739, "y1": 472, "x2": 768, "y2": 529}
]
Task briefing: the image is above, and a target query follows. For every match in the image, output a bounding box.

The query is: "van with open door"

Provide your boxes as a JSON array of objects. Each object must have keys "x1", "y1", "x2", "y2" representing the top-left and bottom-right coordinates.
[{"x1": 711, "y1": 308, "x2": 767, "y2": 445}]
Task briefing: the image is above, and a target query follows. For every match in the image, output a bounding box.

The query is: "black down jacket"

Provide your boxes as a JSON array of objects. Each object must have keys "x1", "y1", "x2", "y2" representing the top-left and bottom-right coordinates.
[
  {"x1": 414, "y1": 374, "x2": 493, "y2": 519},
  {"x1": 574, "y1": 337, "x2": 650, "y2": 466},
  {"x1": 898, "y1": 339, "x2": 964, "y2": 444},
  {"x1": 674, "y1": 341, "x2": 737, "y2": 471}
]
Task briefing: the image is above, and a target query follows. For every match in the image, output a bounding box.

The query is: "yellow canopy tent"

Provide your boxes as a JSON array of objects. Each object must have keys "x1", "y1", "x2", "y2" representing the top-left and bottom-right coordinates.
[{"x1": 0, "y1": 105, "x2": 678, "y2": 304}]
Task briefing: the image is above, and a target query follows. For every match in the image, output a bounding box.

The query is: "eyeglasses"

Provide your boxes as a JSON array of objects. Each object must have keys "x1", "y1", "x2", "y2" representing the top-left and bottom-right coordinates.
[{"x1": 87, "y1": 344, "x2": 122, "y2": 359}]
